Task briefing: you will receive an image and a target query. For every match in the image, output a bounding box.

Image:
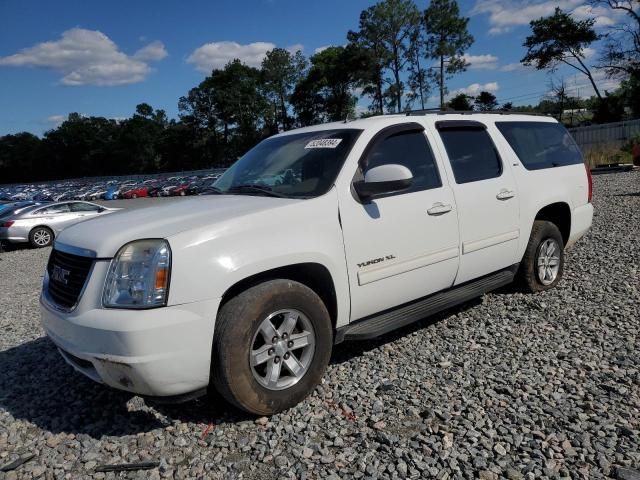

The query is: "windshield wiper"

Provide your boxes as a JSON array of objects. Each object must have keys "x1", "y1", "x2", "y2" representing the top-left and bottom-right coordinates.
[{"x1": 227, "y1": 184, "x2": 289, "y2": 198}]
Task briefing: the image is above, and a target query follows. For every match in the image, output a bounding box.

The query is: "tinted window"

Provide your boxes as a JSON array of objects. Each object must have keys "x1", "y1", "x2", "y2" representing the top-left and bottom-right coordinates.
[
  {"x1": 364, "y1": 131, "x2": 441, "y2": 193},
  {"x1": 439, "y1": 129, "x2": 502, "y2": 184},
  {"x1": 496, "y1": 121, "x2": 583, "y2": 170},
  {"x1": 37, "y1": 204, "x2": 71, "y2": 214},
  {"x1": 70, "y1": 202, "x2": 101, "y2": 212}
]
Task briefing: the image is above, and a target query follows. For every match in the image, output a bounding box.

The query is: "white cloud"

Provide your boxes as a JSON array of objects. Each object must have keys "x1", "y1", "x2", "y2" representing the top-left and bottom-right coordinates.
[
  {"x1": 133, "y1": 40, "x2": 168, "y2": 61},
  {"x1": 449, "y1": 82, "x2": 499, "y2": 98},
  {"x1": 472, "y1": 0, "x2": 585, "y2": 34},
  {"x1": 45, "y1": 115, "x2": 66, "y2": 127},
  {"x1": 500, "y1": 62, "x2": 525, "y2": 72},
  {"x1": 571, "y1": 4, "x2": 619, "y2": 28},
  {"x1": 564, "y1": 70, "x2": 621, "y2": 98},
  {"x1": 463, "y1": 53, "x2": 499, "y2": 70},
  {"x1": 286, "y1": 43, "x2": 304, "y2": 54},
  {"x1": 314, "y1": 45, "x2": 332, "y2": 54},
  {"x1": 0, "y1": 28, "x2": 166, "y2": 86},
  {"x1": 186, "y1": 41, "x2": 276, "y2": 72}
]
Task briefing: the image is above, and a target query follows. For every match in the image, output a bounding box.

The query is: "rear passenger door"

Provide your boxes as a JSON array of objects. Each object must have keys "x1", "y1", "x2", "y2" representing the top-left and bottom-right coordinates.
[
  {"x1": 340, "y1": 124, "x2": 460, "y2": 321},
  {"x1": 434, "y1": 121, "x2": 520, "y2": 284}
]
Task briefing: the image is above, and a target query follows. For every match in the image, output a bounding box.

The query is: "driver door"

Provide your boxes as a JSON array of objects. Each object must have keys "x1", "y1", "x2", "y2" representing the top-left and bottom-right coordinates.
[{"x1": 339, "y1": 124, "x2": 460, "y2": 321}]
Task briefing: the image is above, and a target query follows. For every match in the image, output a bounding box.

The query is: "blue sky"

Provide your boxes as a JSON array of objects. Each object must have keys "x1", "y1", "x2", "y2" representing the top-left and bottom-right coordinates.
[{"x1": 0, "y1": 0, "x2": 625, "y2": 136}]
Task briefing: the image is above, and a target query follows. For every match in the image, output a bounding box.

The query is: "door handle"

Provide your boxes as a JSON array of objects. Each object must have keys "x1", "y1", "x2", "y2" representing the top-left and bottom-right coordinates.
[
  {"x1": 496, "y1": 189, "x2": 515, "y2": 200},
  {"x1": 427, "y1": 202, "x2": 453, "y2": 215}
]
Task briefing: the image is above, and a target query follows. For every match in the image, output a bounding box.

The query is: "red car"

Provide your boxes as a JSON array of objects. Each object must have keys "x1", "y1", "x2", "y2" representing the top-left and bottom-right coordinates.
[
  {"x1": 169, "y1": 183, "x2": 191, "y2": 196},
  {"x1": 121, "y1": 186, "x2": 150, "y2": 199}
]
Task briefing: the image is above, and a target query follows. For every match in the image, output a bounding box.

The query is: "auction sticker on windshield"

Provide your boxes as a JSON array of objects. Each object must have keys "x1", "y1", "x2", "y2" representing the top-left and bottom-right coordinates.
[{"x1": 305, "y1": 139, "x2": 343, "y2": 149}]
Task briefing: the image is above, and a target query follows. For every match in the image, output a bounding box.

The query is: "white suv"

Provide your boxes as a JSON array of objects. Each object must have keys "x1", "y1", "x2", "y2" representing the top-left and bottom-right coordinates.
[{"x1": 40, "y1": 113, "x2": 593, "y2": 414}]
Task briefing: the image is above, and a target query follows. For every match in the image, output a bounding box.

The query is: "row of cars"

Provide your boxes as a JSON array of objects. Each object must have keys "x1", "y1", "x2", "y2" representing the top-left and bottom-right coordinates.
[{"x1": 0, "y1": 171, "x2": 225, "y2": 203}]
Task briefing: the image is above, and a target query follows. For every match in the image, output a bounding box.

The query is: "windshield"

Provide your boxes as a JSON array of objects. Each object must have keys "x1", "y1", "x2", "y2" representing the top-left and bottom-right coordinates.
[{"x1": 214, "y1": 129, "x2": 362, "y2": 198}]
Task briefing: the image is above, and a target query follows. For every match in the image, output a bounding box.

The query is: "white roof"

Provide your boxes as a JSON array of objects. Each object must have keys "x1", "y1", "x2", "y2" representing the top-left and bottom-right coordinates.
[{"x1": 277, "y1": 112, "x2": 558, "y2": 137}]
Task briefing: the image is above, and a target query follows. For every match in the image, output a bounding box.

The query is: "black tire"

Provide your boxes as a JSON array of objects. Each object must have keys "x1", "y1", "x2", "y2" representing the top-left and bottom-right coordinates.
[
  {"x1": 518, "y1": 220, "x2": 564, "y2": 293},
  {"x1": 29, "y1": 226, "x2": 54, "y2": 248},
  {"x1": 211, "y1": 279, "x2": 332, "y2": 415}
]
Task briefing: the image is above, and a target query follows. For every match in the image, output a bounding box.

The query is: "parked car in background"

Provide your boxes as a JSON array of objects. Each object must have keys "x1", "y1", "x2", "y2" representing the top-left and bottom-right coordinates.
[
  {"x1": 121, "y1": 185, "x2": 149, "y2": 199},
  {"x1": 0, "y1": 201, "x2": 120, "y2": 248}
]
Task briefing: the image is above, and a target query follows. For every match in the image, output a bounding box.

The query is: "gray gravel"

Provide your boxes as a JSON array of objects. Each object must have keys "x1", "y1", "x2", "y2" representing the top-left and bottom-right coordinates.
[{"x1": 1, "y1": 171, "x2": 639, "y2": 479}]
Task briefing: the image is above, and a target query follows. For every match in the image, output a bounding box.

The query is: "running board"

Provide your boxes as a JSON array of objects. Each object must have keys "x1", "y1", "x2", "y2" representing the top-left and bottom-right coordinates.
[{"x1": 335, "y1": 265, "x2": 518, "y2": 343}]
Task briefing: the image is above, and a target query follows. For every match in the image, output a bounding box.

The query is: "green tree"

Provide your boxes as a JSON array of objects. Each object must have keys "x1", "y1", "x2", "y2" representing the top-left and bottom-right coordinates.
[
  {"x1": 522, "y1": 8, "x2": 602, "y2": 99},
  {"x1": 406, "y1": 24, "x2": 430, "y2": 109},
  {"x1": 447, "y1": 93, "x2": 473, "y2": 110},
  {"x1": 261, "y1": 48, "x2": 307, "y2": 131},
  {"x1": 291, "y1": 46, "x2": 361, "y2": 124},
  {"x1": 348, "y1": 0, "x2": 421, "y2": 113},
  {"x1": 474, "y1": 91, "x2": 498, "y2": 111},
  {"x1": 424, "y1": 0, "x2": 474, "y2": 109}
]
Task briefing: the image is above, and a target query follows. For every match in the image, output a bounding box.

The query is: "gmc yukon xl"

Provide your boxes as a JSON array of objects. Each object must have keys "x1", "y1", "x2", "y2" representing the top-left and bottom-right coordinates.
[{"x1": 40, "y1": 112, "x2": 593, "y2": 414}]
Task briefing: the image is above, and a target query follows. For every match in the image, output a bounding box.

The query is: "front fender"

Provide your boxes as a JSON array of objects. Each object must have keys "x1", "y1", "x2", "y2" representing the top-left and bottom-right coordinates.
[{"x1": 167, "y1": 190, "x2": 351, "y2": 328}]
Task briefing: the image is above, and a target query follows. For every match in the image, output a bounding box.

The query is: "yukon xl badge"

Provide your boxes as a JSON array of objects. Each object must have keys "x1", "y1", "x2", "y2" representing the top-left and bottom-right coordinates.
[
  {"x1": 51, "y1": 265, "x2": 70, "y2": 285},
  {"x1": 357, "y1": 255, "x2": 396, "y2": 269}
]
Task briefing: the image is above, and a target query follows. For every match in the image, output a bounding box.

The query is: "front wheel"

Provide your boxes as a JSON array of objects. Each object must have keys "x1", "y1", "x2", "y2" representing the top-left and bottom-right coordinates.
[
  {"x1": 29, "y1": 227, "x2": 53, "y2": 248},
  {"x1": 211, "y1": 279, "x2": 332, "y2": 415},
  {"x1": 518, "y1": 220, "x2": 564, "y2": 292}
]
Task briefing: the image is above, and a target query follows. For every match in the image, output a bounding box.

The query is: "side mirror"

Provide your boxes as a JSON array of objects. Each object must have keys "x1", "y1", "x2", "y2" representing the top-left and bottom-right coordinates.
[{"x1": 353, "y1": 164, "x2": 413, "y2": 200}]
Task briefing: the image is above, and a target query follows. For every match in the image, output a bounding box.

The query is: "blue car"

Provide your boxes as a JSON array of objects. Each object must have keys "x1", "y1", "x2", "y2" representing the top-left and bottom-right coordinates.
[{"x1": 103, "y1": 185, "x2": 120, "y2": 200}]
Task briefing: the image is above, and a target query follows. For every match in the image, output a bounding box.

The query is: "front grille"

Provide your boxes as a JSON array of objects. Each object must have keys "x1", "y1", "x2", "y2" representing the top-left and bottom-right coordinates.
[{"x1": 46, "y1": 249, "x2": 94, "y2": 309}]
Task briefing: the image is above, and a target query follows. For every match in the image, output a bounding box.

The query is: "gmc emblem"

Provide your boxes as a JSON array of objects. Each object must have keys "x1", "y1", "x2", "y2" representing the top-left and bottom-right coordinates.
[{"x1": 51, "y1": 265, "x2": 70, "y2": 285}]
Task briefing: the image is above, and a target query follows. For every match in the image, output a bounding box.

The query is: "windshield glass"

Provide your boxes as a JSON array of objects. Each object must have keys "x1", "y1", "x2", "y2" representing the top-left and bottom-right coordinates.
[{"x1": 214, "y1": 129, "x2": 362, "y2": 198}]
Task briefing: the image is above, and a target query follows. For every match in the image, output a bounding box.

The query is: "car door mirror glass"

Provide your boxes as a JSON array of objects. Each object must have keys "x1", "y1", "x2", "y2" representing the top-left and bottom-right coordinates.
[{"x1": 354, "y1": 164, "x2": 413, "y2": 200}]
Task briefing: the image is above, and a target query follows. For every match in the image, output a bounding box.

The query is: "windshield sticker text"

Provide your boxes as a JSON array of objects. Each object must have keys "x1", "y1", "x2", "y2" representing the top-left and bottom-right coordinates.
[{"x1": 305, "y1": 139, "x2": 343, "y2": 149}]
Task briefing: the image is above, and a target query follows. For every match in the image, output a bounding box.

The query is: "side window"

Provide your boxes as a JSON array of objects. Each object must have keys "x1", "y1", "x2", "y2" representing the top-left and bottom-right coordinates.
[
  {"x1": 364, "y1": 130, "x2": 441, "y2": 194},
  {"x1": 495, "y1": 121, "x2": 583, "y2": 170},
  {"x1": 438, "y1": 128, "x2": 502, "y2": 184},
  {"x1": 38, "y1": 204, "x2": 71, "y2": 214},
  {"x1": 70, "y1": 202, "x2": 101, "y2": 212}
]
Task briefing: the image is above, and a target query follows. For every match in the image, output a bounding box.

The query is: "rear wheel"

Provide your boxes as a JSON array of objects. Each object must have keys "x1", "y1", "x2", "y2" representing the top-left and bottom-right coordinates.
[
  {"x1": 29, "y1": 227, "x2": 53, "y2": 248},
  {"x1": 211, "y1": 279, "x2": 332, "y2": 415},
  {"x1": 518, "y1": 220, "x2": 564, "y2": 292}
]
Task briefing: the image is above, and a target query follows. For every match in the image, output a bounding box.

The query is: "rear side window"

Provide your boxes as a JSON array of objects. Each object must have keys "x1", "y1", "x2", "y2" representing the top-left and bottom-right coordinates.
[
  {"x1": 364, "y1": 131, "x2": 442, "y2": 193},
  {"x1": 438, "y1": 129, "x2": 502, "y2": 184},
  {"x1": 495, "y1": 121, "x2": 583, "y2": 170},
  {"x1": 70, "y1": 202, "x2": 101, "y2": 212},
  {"x1": 38, "y1": 204, "x2": 71, "y2": 214}
]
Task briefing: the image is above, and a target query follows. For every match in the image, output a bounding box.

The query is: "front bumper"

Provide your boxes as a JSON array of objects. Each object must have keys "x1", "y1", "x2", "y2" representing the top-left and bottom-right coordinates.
[{"x1": 40, "y1": 262, "x2": 221, "y2": 397}]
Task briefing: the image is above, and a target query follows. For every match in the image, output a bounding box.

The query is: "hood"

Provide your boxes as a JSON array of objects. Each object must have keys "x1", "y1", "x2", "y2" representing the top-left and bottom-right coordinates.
[{"x1": 56, "y1": 195, "x2": 299, "y2": 257}]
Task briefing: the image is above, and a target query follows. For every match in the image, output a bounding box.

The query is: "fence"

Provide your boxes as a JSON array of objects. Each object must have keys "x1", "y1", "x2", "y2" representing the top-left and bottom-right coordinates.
[{"x1": 569, "y1": 119, "x2": 640, "y2": 153}]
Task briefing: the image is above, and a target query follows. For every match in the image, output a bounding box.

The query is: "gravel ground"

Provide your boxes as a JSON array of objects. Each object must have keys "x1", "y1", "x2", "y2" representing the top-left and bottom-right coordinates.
[{"x1": 0, "y1": 171, "x2": 638, "y2": 480}]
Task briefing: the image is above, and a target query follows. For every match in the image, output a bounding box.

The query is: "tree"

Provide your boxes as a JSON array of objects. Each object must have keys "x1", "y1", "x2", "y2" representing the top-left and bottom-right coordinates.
[
  {"x1": 291, "y1": 46, "x2": 360, "y2": 125},
  {"x1": 424, "y1": 0, "x2": 474, "y2": 109},
  {"x1": 522, "y1": 8, "x2": 602, "y2": 99},
  {"x1": 592, "y1": 1, "x2": 640, "y2": 82},
  {"x1": 501, "y1": 102, "x2": 513, "y2": 111},
  {"x1": 406, "y1": 24, "x2": 430, "y2": 109},
  {"x1": 474, "y1": 91, "x2": 498, "y2": 111},
  {"x1": 347, "y1": 0, "x2": 421, "y2": 113},
  {"x1": 549, "y1": 77, "x2": 568, "y2": 121},
  {"x1": 447, "y1": 93, "x2": 473, "y2": 110},
  {"x1": 261, "y1": 48, "x2": 307, "y2": 131}
]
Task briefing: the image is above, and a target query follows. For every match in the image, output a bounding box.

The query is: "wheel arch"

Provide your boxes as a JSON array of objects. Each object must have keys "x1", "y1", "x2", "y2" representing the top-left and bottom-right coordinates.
[
  {"x1": 534, "y1": 202, "x2": 571, "y2": 246},
  {"x1": 219, "y1": 263, "x2": 338, "y2": 330}
]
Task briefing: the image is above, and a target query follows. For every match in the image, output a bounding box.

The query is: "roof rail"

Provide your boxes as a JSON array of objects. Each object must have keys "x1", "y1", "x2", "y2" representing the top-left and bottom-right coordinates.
[{"x1": 404, "y1": 109, "x2": 550, "y2": 117}]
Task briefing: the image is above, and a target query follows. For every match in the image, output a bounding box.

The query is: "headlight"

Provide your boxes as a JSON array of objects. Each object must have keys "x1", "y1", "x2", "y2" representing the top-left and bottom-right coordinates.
[{"x1": 102, "y1": 239, "x2": 171, "y2": 309}]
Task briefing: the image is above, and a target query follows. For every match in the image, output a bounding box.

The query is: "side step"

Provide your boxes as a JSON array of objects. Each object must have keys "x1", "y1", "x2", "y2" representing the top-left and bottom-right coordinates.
[{"x1": 336, "y1": 265, "x2": 518, "y2": 343}]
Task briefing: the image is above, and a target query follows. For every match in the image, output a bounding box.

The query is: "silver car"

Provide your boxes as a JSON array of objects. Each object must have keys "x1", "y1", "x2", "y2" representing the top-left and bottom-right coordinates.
[{"x1": 0, "y1": 201, "x2": 120, "y2": 248}]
